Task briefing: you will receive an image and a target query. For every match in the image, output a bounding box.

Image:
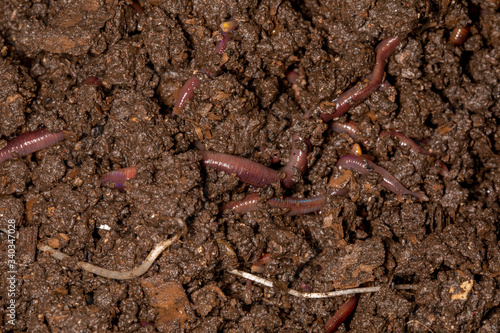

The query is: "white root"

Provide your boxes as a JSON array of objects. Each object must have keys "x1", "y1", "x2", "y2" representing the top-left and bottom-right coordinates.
[
  {"x1": 227, "y1": 268, "x2": 417, "y2": 298},
  {"x1": 38, "y1": 217, "x2": 187, "y2": 280}
]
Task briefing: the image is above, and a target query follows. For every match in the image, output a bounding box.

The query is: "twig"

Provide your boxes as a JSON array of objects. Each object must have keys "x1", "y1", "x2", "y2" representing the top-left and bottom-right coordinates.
[
  {"x1": 38, "y1": 218, "x2": 187, "y2": 280},
  {"x1": 227, "y1": 268, "x2": 417, "y2": 298}
]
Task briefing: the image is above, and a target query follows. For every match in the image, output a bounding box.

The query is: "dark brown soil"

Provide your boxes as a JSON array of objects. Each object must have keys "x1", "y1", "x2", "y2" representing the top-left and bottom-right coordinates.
[{"x1": 0, "y1": 0, "x2": 499, "y2": 332}]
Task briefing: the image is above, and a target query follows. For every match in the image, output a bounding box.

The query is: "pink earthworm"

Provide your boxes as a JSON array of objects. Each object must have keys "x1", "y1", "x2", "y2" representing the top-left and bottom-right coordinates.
[
  {"x1": 215, "y1": 19, "x2": 238, "y2": 55},
  {"x1": 124, "y1": 0, "x2": 144, "y2": 14},
  {"x1": 251, "y1": 253, "x2": 272, "y2": 273},
  {"x1": 172, "y1": 75, "x2": 201, "y2": 115},
  {"x1": 286, "y1": 70, "x2": 300, "y2": 85},
  {"x1": 319, "y1": 36, "x2": 402, "y2": 122},
  {"x1": 199, "y1": 151, "x2": 282, "y2": 187},
  {"x1": 281, "y1": 134, "x2": 309, "y2": 188},
  {"x1": 267, "y1": 195, "x2": 324, "y2": 215},
  {"x1": 324, "y1": 294, "x2": 360, "y2": 333},
  {"x1": 0, "y1": 128, "x2": 65, "y2": 165},
  {"x1": 336, "y1": 154, "x2": 428, "y2": 201},
  {"x1": 380, "y1": 130, "x2": 432, "y2": 156},
  {"x1": 330, "y1": 121, "x2": 361, "y2": 141},
  {"x1": 84, "y1": 76, "x2": 101, "y2": 86},
  {"x1": 222, "y1": 193, "x2": 325, "y2": 216},
  {"x1": 101, "y1": 166, "x2": 137, "y2": 191}
]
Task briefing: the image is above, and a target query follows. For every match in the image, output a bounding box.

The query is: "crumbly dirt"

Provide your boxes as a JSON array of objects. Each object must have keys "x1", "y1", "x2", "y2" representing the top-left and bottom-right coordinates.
[{"x1": 0, "y1": 0, "x2": 499, "y2": 332}]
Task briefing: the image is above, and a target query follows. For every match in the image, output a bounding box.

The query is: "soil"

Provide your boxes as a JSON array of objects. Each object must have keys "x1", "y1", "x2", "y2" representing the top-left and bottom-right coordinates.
[{"x1": 0, "y1": 0, "x2": 499, "y2": 332}]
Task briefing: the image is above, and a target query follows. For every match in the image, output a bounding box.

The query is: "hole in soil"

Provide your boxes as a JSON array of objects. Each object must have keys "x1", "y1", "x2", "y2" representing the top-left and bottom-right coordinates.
[
  {"x1": 86, "y1": 291, "x2": 94, "y2": 305},
  {"x1": 92, "y1": 227, "x2": 101, "y2": 241}
]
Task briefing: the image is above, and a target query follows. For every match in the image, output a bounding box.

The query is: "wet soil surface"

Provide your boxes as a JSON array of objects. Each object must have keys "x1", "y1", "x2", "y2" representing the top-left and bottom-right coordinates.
[{"x1": 0, "y1": 0, "x2": 499, "y2": 332}]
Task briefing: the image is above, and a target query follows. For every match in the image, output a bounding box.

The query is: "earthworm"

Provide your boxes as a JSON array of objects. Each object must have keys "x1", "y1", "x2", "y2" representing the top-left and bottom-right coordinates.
[
  {"x1": 0, "y1": 128, "x2": 65, "y2": 165},
  {"x1": 227, "y1": 268, "x2": 418, "y2": 298},
  {"x1": 101, "y1": 166, "x2": 137, "y2": 191},
  {"x1": 380, "y1": 130, "x2": 432, "y2": 156},
  {"x1": 222, "y1": 193, "x2": 325, "y2": 215},
  {"x1": 37, "y1": 218, "x2": 187, "y2": 280},
  {"x1": 199, "y1": 151, "x2": 282, "y2": 187},
  {"x1": 215, "y1": 19, "x2": 238, "y2": 55},
  {"x1": 281, "y1": 134, "x2": 309, "y2": 188},
  {"x1": 324, "y1": 294, "x2": 360, "y2": 333},
  {"x1": 172, "y1": 75, "x2": 201, "y2": 115},
  {"x1": 251, "y1": 253, "x2": 272, "y2": 273},
  {"x1": 84, "y1": 76, "x2": 101, "y2": 86},
  {"x1": 336, "y1": 154, "x2": 428, "y2": 201},
  {"x1": 222, "y1": 193, "x2": 260, "y2": 214},
  {"x1": 319, "y1": 36, "x2": 402, "y2": 122},
  {"x1": 449, "y1": 26, "x2": 470, "y2": 46},
  {"x1": 286, "y1": 69, "x2": 300, "y2": 85},
  {"x1": 267, "y1": 196, "x2": 324, "y2": 215},
  {"x1": 437, "y1": 159, "x2": 449, "y2": 177},
  {"x1": 331, "y1": 121, "x2": 361, "y2": 141},
  {"x1": 124, "y1": 0, "x2": 143, "y2": 14}
]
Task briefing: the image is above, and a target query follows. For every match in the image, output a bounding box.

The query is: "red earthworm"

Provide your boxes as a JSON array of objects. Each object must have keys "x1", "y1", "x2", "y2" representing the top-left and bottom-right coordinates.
[
  {"x1": 281, "y1": 134, "x2": 309, "y2": 188},
  {"x1": 172, "y1": 75, "x2": 201, "y2": 115},
  {"x1": 222, "y1": 193, "x2": 260, "y2": 214},
  {"x1": 0, "y1": 128, "x2": 65, "y2": 165},
  {"x1": 220, "y1": 19, "x2": 239, "y2": 34},
  {"x1": 215, "y1": 19, "x2": 238, "y2": 55},
  {"x1": 380, "y1": 130, "x2": 432, "y2": 156},
  {"x1": 215, "y1": 33, "x2": 231, "y2": 55},
  {"x1": 268, "y1": 195, "x2": 324, "y2": 215},
  {"x1": 251, "y1": 253, "x2": 272, "y2": 273},
  {"x1": 328, "y1": 186, "x2": 350, "y2": 197},
  {"x1": 223, "y1": 193, "x2": 325, "y2": 215},
  {"x1": 437, "y1": 160, "x2": 449, "y2": 177},
  {"x1": 124, "y1": 0, "x2": 143, "y2": 14},
  {"x1": 286, "y1": 69, "x2": 300, "y2": 85},
  {"x1": 449, "y1": 26, "x2": 470, "y2": 46},
  {"x1": 319, "y1": 36, "x2": 402, "y2": 122},
  {"x1": 101, "y1": 166, "x2": 137, "y2": 191},
  {"x1": 84, "y1": 76, "x2": 101, "y2": 86},
  {"x1": 324, "y1": 294, "x2": 360, "y2": 333},
  {"x1": 199, "y1": 151, "x2": 282, "y2": 187},
  {"x1": 330, "y1": 121, "x2": 361, "y2": 141},
  {"x1": 336, "y1": 154, "x2": 428, "y2": 201}
]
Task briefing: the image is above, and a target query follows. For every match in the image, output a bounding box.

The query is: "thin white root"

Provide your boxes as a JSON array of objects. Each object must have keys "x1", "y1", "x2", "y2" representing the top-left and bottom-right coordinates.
[
  {"x1": 227, "y1": 268, "x2": 417, "y2": 298},
  {"x1": 38, "y1": 217, "x2": 187, "y2": 280}
]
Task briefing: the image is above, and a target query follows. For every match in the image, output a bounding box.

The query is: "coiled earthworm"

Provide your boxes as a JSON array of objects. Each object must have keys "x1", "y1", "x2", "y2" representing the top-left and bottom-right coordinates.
[
  {"x1": 215, "y1": 19, "x2": 238, "y2": 55},
  {"x1": 331, "y1": 121, "x2": 361, "y2": 141},
  {"x1": 0, "y1": 128, "x2": 65, "y2": 165},
  {"x1": 336, "y1": 154, "x2": 428, "y2": 201},
  {"x1": 172, "y1": 75, "x2": 201, "y2": 115},
  {"x1": 449, "y1": 26, "x2": 470, "y2": 46},
  {"x1": 324, "y1": 294, "x2": 360, "y2": 333},
  {"x1": 101, "y1": 166, "x2": 138, "y2": 191},
  {"x1": 222, "y1": 193, "x2": 325, "y2": 216},
  {"x1": 281, "y1": 134, "x2": 309, "y2": 188},
  {"x1": 319, "y1": 36, "x2": 402, "y2": 122},
  {"x1": 380, "y1": 130, "x2": 432, "y2": 156},
  {"x1": 199, "y1": 151, "x2": 282, "y2": 187},
  {"x1": 38, "y1": 217, "x2": 187, "y2": 280}
]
